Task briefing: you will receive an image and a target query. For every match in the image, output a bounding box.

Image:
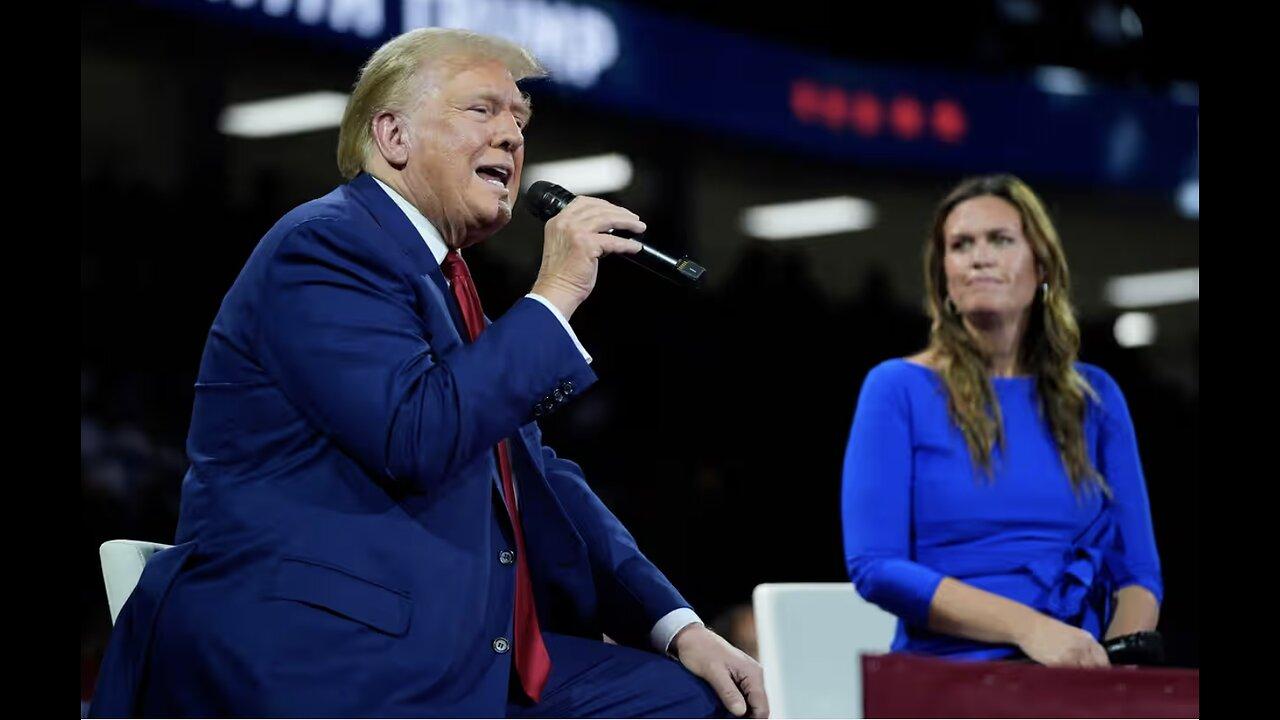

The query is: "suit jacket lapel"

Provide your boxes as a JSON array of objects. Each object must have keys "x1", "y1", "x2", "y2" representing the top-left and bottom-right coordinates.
[{"x1": 346, "y1": 172, "x2": 470, "y2": 342}]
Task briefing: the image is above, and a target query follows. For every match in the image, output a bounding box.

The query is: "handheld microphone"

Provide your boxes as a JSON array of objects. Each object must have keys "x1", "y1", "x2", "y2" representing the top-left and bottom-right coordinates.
[{"x1": 524, "y1": 181, "x2": 706, "y2": 288}]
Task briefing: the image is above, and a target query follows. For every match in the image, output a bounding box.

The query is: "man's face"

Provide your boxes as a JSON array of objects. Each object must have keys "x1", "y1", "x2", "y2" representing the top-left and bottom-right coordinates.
[{"x1": 400, "y1": 58, "x2": 530, "y2": 248}]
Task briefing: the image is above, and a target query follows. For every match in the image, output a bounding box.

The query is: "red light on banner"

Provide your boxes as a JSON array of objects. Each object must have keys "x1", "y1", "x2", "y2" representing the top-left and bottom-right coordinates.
[
  {"x1": 821, "y1": 87, "x2": 847, "y2": 132},
  {"x1": 791, "y1": 80, "x2": 967, "y2": 145},
  {"x1": 931, "y1": 99, "x2": 967, "y2": 143},
  {"x1": 889, "y1": 95, "x2": 925, "y2": 139},
  {"x1": 790, "y1": 80, "x2": 823, "y2": 124},
  {"x1": 849, "y1": 92, "x2": 883, "y2": 137}
]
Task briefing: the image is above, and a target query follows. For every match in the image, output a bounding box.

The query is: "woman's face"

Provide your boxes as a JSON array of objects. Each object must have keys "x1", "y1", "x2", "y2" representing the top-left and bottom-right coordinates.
[{"x1": 941, "y1": 195, "x2": 1042, "y2": 322}]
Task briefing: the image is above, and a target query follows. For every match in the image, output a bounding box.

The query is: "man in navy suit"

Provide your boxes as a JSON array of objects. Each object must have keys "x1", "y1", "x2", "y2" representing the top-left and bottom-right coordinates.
[{"x1": 89, "y1": 27, "x2": 767, "y2": 719}]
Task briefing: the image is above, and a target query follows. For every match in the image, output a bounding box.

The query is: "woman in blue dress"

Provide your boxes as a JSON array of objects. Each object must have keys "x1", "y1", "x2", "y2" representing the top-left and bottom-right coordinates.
[{"x1": 841, "y1": 174, "x2": 1162, "y2": 667}]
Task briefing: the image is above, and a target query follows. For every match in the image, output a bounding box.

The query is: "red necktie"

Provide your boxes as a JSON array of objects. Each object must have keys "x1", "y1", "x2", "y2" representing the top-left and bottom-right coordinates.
[{"x1": 440, "y1": 250, "x2": 552, "y2": 703}]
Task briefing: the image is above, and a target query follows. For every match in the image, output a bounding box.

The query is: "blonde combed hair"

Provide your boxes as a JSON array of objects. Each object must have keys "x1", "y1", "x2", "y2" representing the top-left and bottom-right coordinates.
[
  {"x1": 337, "y1": 28, "x2": 546, "y2": 180},
  {"x1": 922, "y1": 174, "x2": 1108, "y2": 496}
]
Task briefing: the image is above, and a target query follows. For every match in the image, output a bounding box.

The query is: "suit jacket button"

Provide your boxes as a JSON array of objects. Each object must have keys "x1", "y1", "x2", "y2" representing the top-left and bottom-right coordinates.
[
  {"x1": 552, "y1": 388, "x2": 565, "y2": 402},
  {"x1": 493, "y1": 637, "x2": 510, "y2": 654},
  {"x1": 562, "y1": 380, "x2": 575, "y2": 394},
  {"x1": 499, "y1": 550, "x2": 516, "y2": 565},
  {"x1": 533, "y1": 403, "x2": 545, "y2": 418}
]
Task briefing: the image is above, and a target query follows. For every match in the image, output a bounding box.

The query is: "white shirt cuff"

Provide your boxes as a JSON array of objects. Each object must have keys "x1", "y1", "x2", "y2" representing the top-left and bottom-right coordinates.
[
  {"x1": 526, "y1": 293, "x2": 591, "y2": 364},
  {"x1": 651, "y1": 607, "x2": 702, "y2": 656}
]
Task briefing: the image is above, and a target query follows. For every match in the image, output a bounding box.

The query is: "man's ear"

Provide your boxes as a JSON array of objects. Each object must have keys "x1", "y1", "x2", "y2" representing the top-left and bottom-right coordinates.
[{"x1": 371, "y1": 110, "x2": 410, "y2": 169}]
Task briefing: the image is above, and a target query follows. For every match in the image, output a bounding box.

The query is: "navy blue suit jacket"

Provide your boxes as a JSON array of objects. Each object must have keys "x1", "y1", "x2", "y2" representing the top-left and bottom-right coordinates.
[{"x1": 90, "y1": 173, "x2": 690, "y2": 717}]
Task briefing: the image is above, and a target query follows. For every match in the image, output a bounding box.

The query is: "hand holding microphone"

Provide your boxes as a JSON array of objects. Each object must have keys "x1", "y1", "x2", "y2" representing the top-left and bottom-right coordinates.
[{"x1": 525, "y1": 181, "x2": 706, "y2": 319}]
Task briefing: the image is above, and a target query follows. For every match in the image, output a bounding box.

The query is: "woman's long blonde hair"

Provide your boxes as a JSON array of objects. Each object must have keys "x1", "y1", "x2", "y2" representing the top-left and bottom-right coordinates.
[{"x1": 923, "y1": 174, "x2": 1107, "y2": 495}]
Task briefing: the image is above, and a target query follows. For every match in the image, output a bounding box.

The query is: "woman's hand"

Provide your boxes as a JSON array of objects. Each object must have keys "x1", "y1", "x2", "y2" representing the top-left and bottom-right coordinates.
[{"x1": 1016, "y1": 614, "x2": 1110, "y2": 668}]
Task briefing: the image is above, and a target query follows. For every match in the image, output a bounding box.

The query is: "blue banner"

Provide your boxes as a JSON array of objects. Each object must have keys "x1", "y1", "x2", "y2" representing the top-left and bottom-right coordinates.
[{"x1": 137, "y1": 0, "x2": 1199, "y2": 194}]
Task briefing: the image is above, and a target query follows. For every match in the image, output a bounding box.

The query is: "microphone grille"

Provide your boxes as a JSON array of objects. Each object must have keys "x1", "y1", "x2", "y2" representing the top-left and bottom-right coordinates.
[{"x1": 525, "y1": 181, "x2": 575, "y2": 221}]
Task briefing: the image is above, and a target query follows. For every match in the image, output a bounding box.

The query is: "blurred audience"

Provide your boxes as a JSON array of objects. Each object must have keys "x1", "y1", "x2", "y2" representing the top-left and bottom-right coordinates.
[{"x1": 713, "y1": 604, "x2": 759, "y2": 661}]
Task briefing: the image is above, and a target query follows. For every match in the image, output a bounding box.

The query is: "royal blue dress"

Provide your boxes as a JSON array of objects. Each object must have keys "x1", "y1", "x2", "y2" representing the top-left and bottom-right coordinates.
[{"x1": 840, "y1": 359, "x2": 1163, "y2": 660}]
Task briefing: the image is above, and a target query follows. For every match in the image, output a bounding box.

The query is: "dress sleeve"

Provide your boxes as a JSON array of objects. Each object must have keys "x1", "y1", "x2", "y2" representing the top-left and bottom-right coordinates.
[
  {"x1": 841, "y1": 363, "x2": 947, "y2": 626},
  {"x1": 1090, "y1": 368, "x2": 1164, "y2": 603}
]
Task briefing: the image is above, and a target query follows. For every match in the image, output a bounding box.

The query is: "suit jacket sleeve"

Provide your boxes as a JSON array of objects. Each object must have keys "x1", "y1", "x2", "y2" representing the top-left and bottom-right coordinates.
[
  {"x1": 537, "y1": 442, "x2": 691, "y2": 649},
  {"x1": 254, "y1": 217, "x2": 596, "y2": 492}
]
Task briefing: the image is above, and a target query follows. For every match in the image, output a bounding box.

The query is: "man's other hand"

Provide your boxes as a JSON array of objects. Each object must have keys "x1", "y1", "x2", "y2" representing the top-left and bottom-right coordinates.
[{"x1": 672, "y1": 623, "x2": 769, "y2": 718}]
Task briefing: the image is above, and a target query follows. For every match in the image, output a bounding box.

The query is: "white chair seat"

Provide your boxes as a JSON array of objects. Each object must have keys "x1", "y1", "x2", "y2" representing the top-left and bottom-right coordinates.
[{"x1": 100, "y1": 539, "x2": 174, "y2": 624}]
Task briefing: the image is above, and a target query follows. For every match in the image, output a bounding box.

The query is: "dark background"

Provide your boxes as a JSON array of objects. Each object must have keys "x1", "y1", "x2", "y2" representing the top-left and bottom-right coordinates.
[{"x1": 81, "y1": 0, "x2": 1198, "y2": 705}]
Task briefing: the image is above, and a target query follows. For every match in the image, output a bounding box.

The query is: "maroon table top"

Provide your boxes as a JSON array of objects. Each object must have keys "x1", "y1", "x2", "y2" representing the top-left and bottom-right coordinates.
[{"x1": 862, "y1": 653, "x2": 1199, "y2": 718}]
